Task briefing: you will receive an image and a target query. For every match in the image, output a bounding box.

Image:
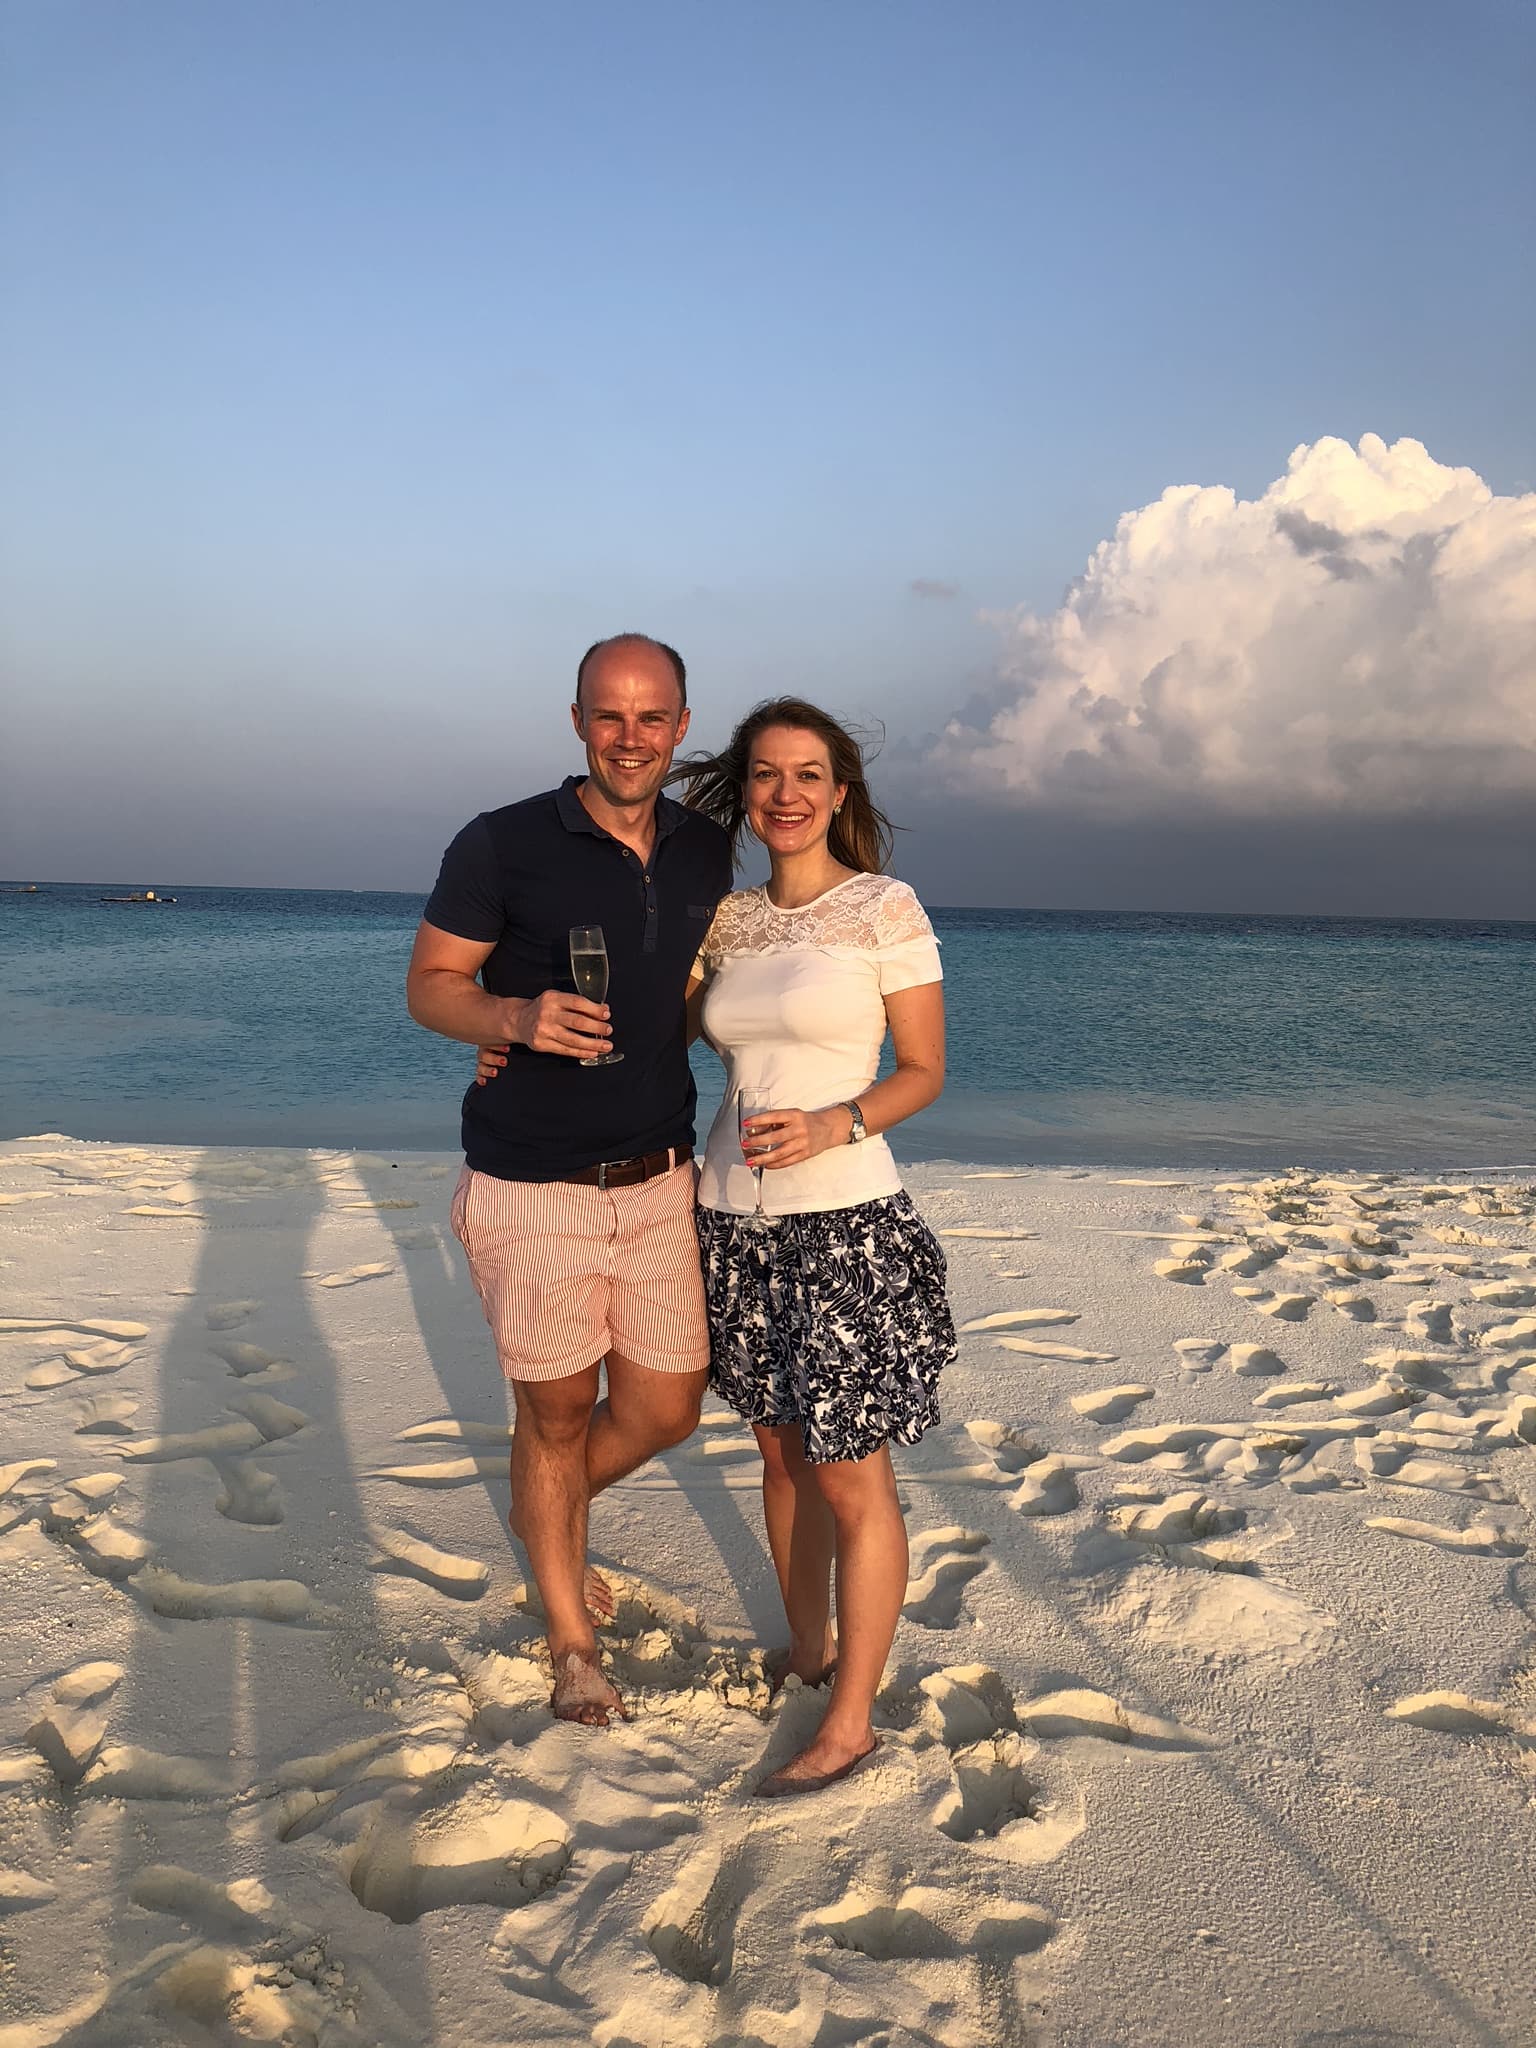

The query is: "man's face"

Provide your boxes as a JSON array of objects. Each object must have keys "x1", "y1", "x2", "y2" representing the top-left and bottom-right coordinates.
[{"x1": 572, "y1": 646, "x2": 690, "y2": 812}]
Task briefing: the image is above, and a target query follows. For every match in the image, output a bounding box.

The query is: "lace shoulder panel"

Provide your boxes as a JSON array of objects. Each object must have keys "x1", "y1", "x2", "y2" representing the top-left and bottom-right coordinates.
[{"x1": 702, "y1": 874, "x2": 933, "y2": 962}]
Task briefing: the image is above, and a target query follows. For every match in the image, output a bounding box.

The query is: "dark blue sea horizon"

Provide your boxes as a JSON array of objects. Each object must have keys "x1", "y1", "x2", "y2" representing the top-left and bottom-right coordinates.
[{"x1": 3, "y1": 882, "x2": 1534, "y2": 1169}]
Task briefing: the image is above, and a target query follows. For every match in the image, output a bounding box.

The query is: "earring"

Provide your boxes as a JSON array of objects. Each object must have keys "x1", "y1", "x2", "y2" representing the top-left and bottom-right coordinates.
[{"x1": 833, "y1": 802, "x2": 843, "y2": 815}]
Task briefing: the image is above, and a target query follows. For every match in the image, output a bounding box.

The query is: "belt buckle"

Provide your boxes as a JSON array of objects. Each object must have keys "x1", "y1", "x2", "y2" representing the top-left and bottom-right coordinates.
[{"x1": 596, "y1": 1155, "x2": 642, "y2": 1190}]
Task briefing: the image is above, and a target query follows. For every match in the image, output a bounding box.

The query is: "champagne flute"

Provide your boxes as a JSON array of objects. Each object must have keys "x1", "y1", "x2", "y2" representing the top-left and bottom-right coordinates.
[
  {"x1": 738, "y1": 1088, "x2": 772, "y2": 1226},
  {"x1": 568, "y1": 925, "x2": 623, "y2": 1066}
]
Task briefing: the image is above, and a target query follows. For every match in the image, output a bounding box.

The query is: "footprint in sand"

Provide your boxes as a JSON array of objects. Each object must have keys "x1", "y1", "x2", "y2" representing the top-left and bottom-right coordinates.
[
  {"x1": 1174, "y1": 1338, "x2": 1226, "y2": 1371},
  {"x1": 902, "y1": 1527, "x2": 991, "y2": 1628},
  {"x1": 959, "y1": 1309, "x2": 1080, "y2": 1333},
  {"x1": 1365, "y1": 1515, "x2": 1526, "y2": 1556},
  {"x1": 80, "y1": 1745, "x2": 232, "y2": 1801},
  {"x1": 995, "y1": 1335, "x2": 1119, "y2": 1363},
  {"x1": 368, "y1": 1526, "x2": 491, "y2": 1599},
  {"x1": 212, "y1": 1459, "x2": 285, "y2": 1527},
  {"x1": 963, "y1": 1423, "x2": 1081, "y2": 1516},
  {"x1": 1354, "y1": 1440, "x2": 1513, "y2": 1501},
  {"x1": 43, "y1": 1496, "x2": 152, "y2": 1579},
  {"x1": 1386, "y1": 1693, "x2": 1536, "y2": 1744},
  {"x1": 939, "y1": 1228, "x2": 1036, "y2": 1242},
  {"x1": 317, "y1": 1263, "x2": 395, "y2": 1289},
  {"x1": 132, "y1": 1565, "x2": 338, "y2": 1626},
  {"x1": 1070, "y1": 1386, "x2": 1154, "y2": 1425},
  {"x1": 117, "y1": 1418, "x2": 267, "y2": 1462},
  {"x1": 1154, "y1": 1254, "x2": 1211, "y2": 1285},
  {"x1": 205, "y1": 1299, "x2": 261, "y2": 1331},
  {"x1": 645, "y1": 1835, "x2": 769, "y2": 1988},
  {"x1": 226, "y1": 1391, "x2": 309, "y2": 1441},
  {"x1": 1253, "y1": 1382, "x2": 1338, "y2": 1410},
  {"x1": 70, "y1": 1390, "x2": 141, "y2": 1434},
  {"x1": 807, "y1": 1885, "x2": 1054, "y2": 1963},
  {"x1": 26, "y1": 1660, "x2": 123, "y2": 1785},
  {"x1": 208, "y1": 1339, "x2": 290, "y2": 1377},
  {"x1": 396, "y1": 1418, "x2": 513, "y2": 1446},
  {"x1": 1231, "y1": 1288, "x2": 1315, "y2": 1321},
  {"x1": 345, "y1": 1780, "x2": 572, "y2": 1923},
  {"x1": 366, "y1": 1454, "x2": 503, "y2": 1488},
  {"x1": 1109, "y1": 1489, "x2": 1250, "y2": 1572},
  {"x1": 933, "y1": 1735, "x2": 1047, "y2": 1849}
]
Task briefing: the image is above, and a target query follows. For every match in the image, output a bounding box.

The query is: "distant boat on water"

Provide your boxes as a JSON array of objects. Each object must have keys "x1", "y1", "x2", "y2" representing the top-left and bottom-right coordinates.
[
  {"x1": 2, "y1": 884, "x2": 40, "y2": 894},
  {"x1": 99, "y1": 889, "x2": 177, "y2": 905}
]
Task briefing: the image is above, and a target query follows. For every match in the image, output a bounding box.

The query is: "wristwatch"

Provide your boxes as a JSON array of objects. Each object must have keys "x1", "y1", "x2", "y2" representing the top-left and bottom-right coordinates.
[{"x1": 842, "y1": 1100, "x2": 867, "y2": 1144}]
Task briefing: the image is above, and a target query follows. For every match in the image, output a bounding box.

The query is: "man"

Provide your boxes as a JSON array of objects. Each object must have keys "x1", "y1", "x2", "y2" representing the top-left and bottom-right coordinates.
[{"x1": 407, "y1": 635, "x2": 732, "y2": 1725}]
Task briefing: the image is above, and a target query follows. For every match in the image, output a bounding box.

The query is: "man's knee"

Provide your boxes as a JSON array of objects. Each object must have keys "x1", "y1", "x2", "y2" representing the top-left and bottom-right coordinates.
[
  {"x1": 607, "y1": 1358, "x2": 706, "y2": 1450},
  {"x1": 514, "y1": 1375, "x2": 599, "y2": 1449}
]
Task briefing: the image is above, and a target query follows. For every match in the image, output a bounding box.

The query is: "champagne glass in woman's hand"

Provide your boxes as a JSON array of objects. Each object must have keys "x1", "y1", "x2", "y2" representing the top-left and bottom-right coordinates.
[
  {"x1": 739, "y1": 1088, "x2": 773, "y2": 1226},
  {"x1": 569, "y1": 926, "x2": 623, "y2": 1066}
]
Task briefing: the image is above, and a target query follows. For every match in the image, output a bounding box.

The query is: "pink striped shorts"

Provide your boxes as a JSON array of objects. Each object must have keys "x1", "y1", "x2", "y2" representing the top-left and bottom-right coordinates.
[{"x1": 450, "y1": 1160, "x2": 710, "y2": 1383}]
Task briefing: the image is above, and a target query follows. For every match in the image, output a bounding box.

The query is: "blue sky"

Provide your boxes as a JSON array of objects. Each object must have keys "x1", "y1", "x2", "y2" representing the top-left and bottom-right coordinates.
[{"x1": 3, "y1": 1, "x2": 1533, "y2": 909}]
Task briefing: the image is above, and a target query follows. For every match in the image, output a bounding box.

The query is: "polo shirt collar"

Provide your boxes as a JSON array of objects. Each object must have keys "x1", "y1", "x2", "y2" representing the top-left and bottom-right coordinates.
[{"x1": 557, "y1": 775, "x2": 687, "y2": 841}]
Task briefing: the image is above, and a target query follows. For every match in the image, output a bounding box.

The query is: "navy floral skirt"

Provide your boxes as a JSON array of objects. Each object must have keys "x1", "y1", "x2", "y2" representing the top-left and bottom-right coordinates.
[{"x1": 694, "y1": 1192, "x2": 957, "y2": 1465}]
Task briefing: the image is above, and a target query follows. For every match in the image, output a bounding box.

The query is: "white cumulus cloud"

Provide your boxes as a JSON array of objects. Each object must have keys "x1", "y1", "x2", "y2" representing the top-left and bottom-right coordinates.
[{"x1": 933, "y1": 435, "x2": 1536, "y2": 817}]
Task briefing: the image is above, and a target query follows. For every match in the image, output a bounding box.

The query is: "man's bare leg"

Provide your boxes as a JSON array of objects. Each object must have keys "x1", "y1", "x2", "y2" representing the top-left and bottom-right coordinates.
[
  {"x1": 508, "y1": 1355, "x2": 707, "y2": 1621},
  {"x1": 586, "y1": 1354, "x2": 708, "y2": 1494},
  {"x1": 508, "y1": 1366, "x2": 626, "y2": 1726}
]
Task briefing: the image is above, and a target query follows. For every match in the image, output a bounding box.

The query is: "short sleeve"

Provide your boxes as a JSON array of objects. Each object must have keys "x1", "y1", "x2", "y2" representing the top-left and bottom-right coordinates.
[
  {"x1": 422, "y1": 815, "x2": 505, "y2": 944},
  {"x1": 875, "y1": 883, "x2": 942, "y2": 995}
]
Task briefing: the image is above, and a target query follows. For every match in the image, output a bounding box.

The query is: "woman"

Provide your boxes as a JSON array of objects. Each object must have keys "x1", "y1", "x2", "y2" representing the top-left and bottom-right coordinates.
[
  {"x1": 475, "y1": 697, "x2": 954, "y2": 1796},
  {"x1": 681, "y1": 697, "x2": 955, "y2": 1797}
]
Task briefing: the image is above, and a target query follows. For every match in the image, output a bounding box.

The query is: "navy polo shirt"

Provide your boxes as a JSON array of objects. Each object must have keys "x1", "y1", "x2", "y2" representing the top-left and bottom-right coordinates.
[{"x1": 423, "y1": 776, "x2": 732, "y2": 1181}]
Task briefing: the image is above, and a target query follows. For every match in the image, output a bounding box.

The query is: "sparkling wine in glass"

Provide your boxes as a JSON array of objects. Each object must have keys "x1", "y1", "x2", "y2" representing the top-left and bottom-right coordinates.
[
  {"x1": 569, "y1": 925, "x2": 623, "y2": 1066},
  {"x1": 738, "y1": 1088, "x2": 771, "y2": 1224}
]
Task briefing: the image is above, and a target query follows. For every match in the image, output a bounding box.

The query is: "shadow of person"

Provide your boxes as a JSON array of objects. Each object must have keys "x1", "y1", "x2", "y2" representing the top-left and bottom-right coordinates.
[{"x1": 93, "y1": 1145, "x2": 434, "y2": 2045}]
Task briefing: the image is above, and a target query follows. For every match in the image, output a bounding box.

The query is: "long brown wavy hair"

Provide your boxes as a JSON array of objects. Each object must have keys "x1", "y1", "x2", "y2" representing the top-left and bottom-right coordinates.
[{"x1": 675, "y1": 696, "x2": 895, "y2": 874}]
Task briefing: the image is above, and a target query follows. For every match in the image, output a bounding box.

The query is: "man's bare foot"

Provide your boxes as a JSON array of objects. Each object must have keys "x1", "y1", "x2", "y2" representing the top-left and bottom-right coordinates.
[
  {"x1": 584, "y1": 1565, "x2": 616, "y2": 1624},
  {"x1": 756, "y1": 1730, "x2": 881, "y2": 1799},
  {"x1": 510, "y1": 1519, "x2": 616, "y2": 1627},
  {"x1": 550, "y1": 1648, "x2": 629, "y2": 1727}
]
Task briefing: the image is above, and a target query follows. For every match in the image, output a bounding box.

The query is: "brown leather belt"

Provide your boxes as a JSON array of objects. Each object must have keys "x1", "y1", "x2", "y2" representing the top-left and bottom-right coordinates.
[{"x1": 562, "y1": 1145, "x2": 691, "y2": 1190}]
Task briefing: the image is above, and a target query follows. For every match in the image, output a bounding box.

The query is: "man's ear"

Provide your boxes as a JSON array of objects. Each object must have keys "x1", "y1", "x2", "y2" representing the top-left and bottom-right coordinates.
[
  {"x1": 674, "y1": 706, "x2": 691, "y2": 743},
  {"x1": 570, "y1": 700, "x2": 585, "y2": 738}
]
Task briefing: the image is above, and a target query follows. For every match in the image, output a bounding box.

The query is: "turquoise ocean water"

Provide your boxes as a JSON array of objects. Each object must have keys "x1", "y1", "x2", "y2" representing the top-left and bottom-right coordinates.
[{"x1": 2, "y1": 884, "x2": 1534, "y2": 1168}]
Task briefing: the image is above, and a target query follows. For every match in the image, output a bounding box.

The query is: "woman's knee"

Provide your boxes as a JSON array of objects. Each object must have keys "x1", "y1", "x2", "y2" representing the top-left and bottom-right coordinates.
[
  {"x1": 754, "y1": 1424, "x2": 804, "y2": 1487},
  {"x1": 811, "y1": 1448, "x2": 900, "y2": 1520}
]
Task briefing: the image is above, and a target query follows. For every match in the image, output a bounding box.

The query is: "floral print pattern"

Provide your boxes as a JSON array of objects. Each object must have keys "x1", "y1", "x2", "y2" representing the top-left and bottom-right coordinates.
[{"x1": 695, "y1": 1193, "x2": 957, "y2": 1464}]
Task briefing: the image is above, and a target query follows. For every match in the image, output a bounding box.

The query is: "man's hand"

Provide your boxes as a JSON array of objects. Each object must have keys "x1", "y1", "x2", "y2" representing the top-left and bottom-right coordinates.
[{"x1": 506, "y1": 990, "x2": 613, "y2": 1060}]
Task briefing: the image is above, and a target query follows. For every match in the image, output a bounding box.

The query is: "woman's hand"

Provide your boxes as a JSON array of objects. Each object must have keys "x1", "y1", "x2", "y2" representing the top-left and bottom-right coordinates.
[
  {"x1": 741, "y1": 1106, "x2": 849, "y2": 1169},
  {"x1": 474, "y1": 1043, "x2": 510, "y2": 1087}
]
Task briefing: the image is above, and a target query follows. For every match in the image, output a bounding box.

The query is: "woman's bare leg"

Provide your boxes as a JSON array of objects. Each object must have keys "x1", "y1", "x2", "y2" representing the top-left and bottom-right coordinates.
[
  {"x1": 763, "y1": 1444, "x2": 906, "y2": 1786},
  {"x1": 754, "y1": 1423, "x2": 837, "y2": 1681}
]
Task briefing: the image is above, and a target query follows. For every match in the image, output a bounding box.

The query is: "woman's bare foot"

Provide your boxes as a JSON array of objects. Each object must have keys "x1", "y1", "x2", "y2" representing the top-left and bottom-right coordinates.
[
  {"x1": 550, "y1": 1647, "x2": 629, "y2": 1727},
  {"x1": 756, "y1": 1728, "x2": 881, "y2": 1798},
  {"x1": 764, "y1": 1638, "x2": 839, "y2": 1696}
]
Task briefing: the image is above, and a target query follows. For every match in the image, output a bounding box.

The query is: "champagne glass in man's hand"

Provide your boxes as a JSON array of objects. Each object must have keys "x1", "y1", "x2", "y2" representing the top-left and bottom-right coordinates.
[{"x1": 569, "y1": 926, "x2": 623, "y2": 1066}]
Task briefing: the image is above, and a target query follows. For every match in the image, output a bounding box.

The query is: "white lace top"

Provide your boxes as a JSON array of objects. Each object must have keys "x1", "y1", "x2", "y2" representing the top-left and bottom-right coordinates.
[{"x1": 694, "y1": 872, "x2": 943, "y2": 1216}]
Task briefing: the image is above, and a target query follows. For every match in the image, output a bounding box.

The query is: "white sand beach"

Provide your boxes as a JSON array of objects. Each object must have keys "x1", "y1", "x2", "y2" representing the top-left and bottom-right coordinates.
[{"x1": 2, "y1": 1136, "x2": 1533, "y2": 2047}]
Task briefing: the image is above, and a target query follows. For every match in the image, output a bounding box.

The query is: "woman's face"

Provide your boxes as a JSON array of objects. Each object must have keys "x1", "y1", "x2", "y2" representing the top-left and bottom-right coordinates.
[{"x1": 744, "y1": 724, "x2": 849, "y2": 860}]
